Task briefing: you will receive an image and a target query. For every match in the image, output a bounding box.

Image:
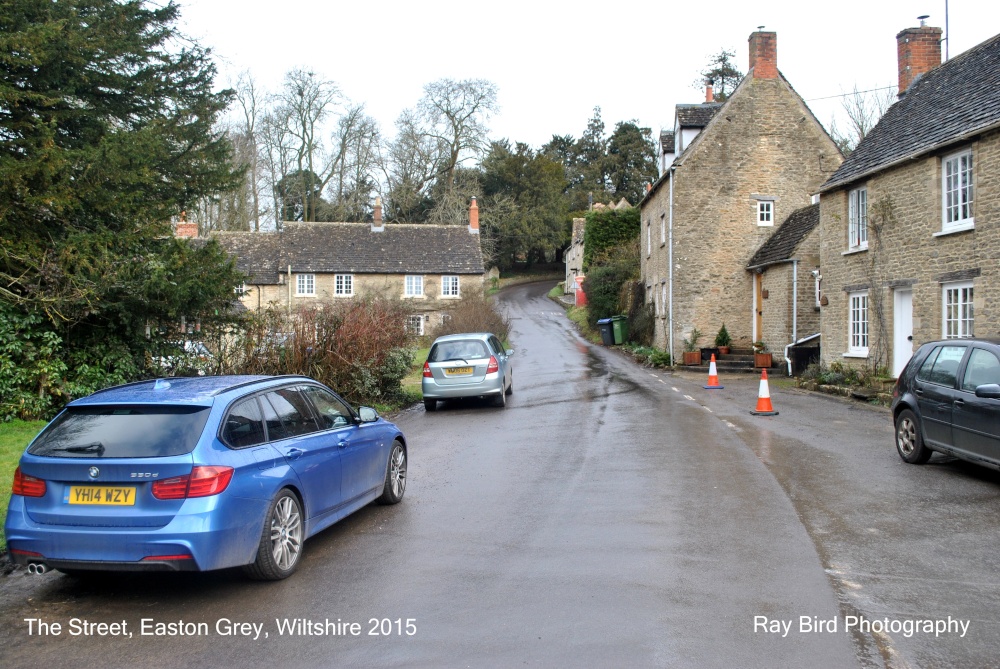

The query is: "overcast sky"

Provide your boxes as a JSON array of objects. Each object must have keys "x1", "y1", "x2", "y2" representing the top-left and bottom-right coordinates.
[{"x1": 178, "y1": 0, "x2": 999, "y2": 149}]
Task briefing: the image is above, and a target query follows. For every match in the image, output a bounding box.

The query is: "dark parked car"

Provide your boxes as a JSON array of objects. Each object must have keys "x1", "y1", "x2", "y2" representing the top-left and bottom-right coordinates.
[
  {"x1": 5, "y1": 375, "x2": 407, "y2": 580},
  {"x1": 892, "y1": 339, "x2": 1000, "y2": 469}
]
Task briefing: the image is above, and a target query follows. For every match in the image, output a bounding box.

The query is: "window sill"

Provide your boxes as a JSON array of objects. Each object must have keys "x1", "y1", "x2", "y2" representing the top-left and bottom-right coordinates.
[
  {"x1": 440, "y1": 295, "x2": 461, "y2": 300},
  {"x1": 933, "y1": 223, "x2": 974, "y2": 237},
  {"x1": 842, "y1": 352, "x2": 869, "y2": 358},
  {"x1": 295, "y1": 294, "x2": 316, "y2": 298},
  {"x1": 403, "y1": 295, "x2": 426, "y2": 300},
  {"x1": 333, "y1": 294, "x2": 354, "y2": 298},
  {"x1": 841, "y1": 247, "x2": 868, "y2": 256}
]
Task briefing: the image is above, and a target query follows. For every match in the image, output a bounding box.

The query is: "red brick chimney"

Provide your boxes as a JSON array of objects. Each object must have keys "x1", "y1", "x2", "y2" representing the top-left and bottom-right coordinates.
[
  {"x1": 748, "y1": 31, "x2": 778, "y2": 79},
  {"x1": 372, "y1": 196, "x2": 384, "y2": 231},
  {"x1": 896, "y1": 25, "x2": 942, "y2": 95},
  {"x1": 468, "y1": 197, "x2": 479, "y2": 234},
  {"x1": 174, "y1": 211, "x2": 198, "y2": 238},
  {"x1": 705, "y1": 79, "x2": 715, "y2": 103}
]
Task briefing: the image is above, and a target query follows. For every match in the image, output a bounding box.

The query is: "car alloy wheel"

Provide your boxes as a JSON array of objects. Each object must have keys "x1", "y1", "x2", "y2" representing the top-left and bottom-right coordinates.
[
  {"x1": 378, "y1": 441, "x2": 406, "y2": 504},
  {"x1": 895, "y1": 409, "x2": 931, "y2": 464},
  {"x1": 245, "y1": 489, "x2": 303, "y2": 580}
]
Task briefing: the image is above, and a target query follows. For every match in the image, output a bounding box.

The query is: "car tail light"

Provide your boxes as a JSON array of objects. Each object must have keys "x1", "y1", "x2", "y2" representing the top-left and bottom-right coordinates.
[
  {"x1": 152, "y1": 466, "x2": 234, "y2": 500},
  {"x1": 142, "y1": 554, "x2": 193, "y2": 561},
  {"x1": 12, "y1": 467, "x2": 46, "y2": 498},
  {"x1": 11, "y1": 549, "x2": 45, "y2": 558},
  {"x1": 423, "y1": 362, "x2": 433, "y2": 378},
  {"x1": 487, "y1": 356, "x2": 499, "y2": 374}
]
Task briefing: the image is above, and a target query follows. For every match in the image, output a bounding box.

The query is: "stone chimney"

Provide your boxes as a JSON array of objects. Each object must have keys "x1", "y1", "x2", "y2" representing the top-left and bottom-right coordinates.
[
  {"x1": 174, "y1": 211, "x2": 198, "y2": 238},
  {"x1": 372, "y1": 197, "x2": 384, "y2": 232},
  {"x1": 748, "y1": 31, "x2": 778, "y2": 79},
  {"x1": 705, "y1": 79, "x2": 715, "y2": 103},
  {"x1": 897, "y1": 25, "x2": 942, "y2": 95},
  {"x1": 469, "y1": 197, "x2": 479, "y2": 234}
]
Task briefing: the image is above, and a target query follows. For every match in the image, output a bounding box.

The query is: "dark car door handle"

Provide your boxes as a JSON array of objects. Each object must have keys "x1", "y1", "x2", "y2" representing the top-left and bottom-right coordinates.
[
  {"x1": 338, "y1": 440, "x2": 348, "y2": 449},
  {"x1": 285, "y1": 447, "x2": 304, "y2": 460},
  {"x1": 915, "y1": 388, "x2": 924, "y2": 395},
  {"x1": 954, "y1": 399, "x2": 965, "y2": 406}
]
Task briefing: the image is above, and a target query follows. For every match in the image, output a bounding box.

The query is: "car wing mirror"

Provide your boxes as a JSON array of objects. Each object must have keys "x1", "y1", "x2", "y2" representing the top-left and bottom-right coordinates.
[
  {"x1": 506, "y1": 349, "x2": 514, "y2": 356},
  {"x1": 974, "y1": 384, "x2": 1000, "y2": 399},
  {"x1": 358, "y1": 406, "x2": 379, "y2": 423}
]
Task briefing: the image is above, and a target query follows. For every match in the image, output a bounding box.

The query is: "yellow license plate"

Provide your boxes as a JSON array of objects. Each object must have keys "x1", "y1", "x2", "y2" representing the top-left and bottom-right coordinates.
[
  {"x1": 67, "y1": 486, "x2": 136, "y2": 506},
  {"x1": 445, "y1": 367, "x2": 473, "y2": 375}
]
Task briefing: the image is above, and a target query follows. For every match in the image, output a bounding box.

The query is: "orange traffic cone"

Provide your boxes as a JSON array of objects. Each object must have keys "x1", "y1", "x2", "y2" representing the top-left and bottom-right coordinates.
[
  {"x1": 703, "y1": 354, "x2": 724, "y2": 389},
  {"x1": 750, "y1": 369, "x2": 779, "y2": 415}
]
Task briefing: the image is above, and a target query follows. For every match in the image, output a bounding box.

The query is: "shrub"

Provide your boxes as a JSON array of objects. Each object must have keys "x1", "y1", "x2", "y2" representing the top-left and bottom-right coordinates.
[
  {"x1": 216, "y1": 296, "x2": 415, "y2": 407},
  {"x1": 582, "y1": 239, "x2": 639, "y2": 324},
  {"x1": 435, "y1": 293, "x2": 512, "y2": 342}
]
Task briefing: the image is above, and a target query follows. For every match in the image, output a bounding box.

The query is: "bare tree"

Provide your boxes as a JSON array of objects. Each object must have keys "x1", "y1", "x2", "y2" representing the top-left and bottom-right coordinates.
[
  {"x1": 234, "y1": 72, "x2": 266, "y2": 230},
  {"x1": 417, "y1": 78, "x2": 498, "y2": 202},
  {"x1": 829, "y1": 84, "x2": 897, "y2": 155},
  {"x1": 379, "y1": 109, "x2": 439, "y2": 222}
]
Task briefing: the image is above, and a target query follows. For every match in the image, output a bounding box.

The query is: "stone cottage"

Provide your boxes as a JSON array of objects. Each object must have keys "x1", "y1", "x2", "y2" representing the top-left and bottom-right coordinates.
[
  {"x1": 639, "y1": 30, "x2": 842, "y2": 364},
  {"x1": 817, "y1": 25, "x2": 1000, "y2": 377}
]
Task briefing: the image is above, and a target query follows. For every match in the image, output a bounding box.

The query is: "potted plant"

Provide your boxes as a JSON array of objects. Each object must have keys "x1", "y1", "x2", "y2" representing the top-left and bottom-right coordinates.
[
  {"x1": 753, "y1": 341, "x2": 772, "y2": 368},
  {"x1": 714, "y1": 324, "x2": 732, "y2": 355},
  {"x1": 682, "y1": 328, "x2": 702, "y2": 365}
]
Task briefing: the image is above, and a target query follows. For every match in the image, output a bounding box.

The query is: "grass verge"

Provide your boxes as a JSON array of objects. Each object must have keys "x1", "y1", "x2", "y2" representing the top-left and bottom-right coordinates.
[{"x1": 1, "y1": 420, "x2": 47, "y2": 552}]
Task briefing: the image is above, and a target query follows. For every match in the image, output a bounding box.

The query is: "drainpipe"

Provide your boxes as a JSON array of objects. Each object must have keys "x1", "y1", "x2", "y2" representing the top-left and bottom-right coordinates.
[
  {"x1": 287, "y1": 265, "x2": 292, "y2": 315},
  {"x1": 792, "y1": 259, "x2": 798, "y2": 345},
  {"x1": 668, "y1": 167, "x2": 675, "y2": 365}
]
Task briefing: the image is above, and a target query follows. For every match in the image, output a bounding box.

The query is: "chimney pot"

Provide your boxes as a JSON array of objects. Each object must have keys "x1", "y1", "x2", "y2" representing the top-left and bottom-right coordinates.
[
  {"x1": 372, "y1": 196, "x2": 384, "y2": 231},
  {"x1": 896, "y1": 25, "x2": 942, "y2": 95},
  {"x1": 469, "y1": 197, "x2": 479, "y2": 234},
  {"x1": 748, "y1": 31, "x2": 778, "y2": 79}
]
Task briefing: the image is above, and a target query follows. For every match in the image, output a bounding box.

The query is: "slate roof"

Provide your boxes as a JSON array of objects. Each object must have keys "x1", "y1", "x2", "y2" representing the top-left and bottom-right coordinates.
[
  {"x1": 746, "y1": 204, "x2": 819, "y2": 268},
  {"x1": 822, "y1": 32, "x2": 1000, "y2": 191},
  {"x1": 213, "y1": 231, "x2": 283, "y2": 284},
  {"x1": 214, "y1": 223, "x2": 485, "y2": 283},
  {"x1": 676, "y1": 103, "x2": 723, "y2": 128},
  {"x1": 659, "y1": 130, "x2": 675, "y2": 153}
]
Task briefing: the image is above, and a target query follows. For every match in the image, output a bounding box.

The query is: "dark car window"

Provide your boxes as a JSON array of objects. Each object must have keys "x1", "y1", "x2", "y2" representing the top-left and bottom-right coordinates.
[
  {"x1": 28, "y1": 405, "x2": 210, "y2": 458},
  {"x1": 961, "y1": 348, "x2": 1000, "y2": 392},
  {"x1": 301, "y1": 386, "x2": 354, "y2": 430},
  {"x1": 222, "y1": 397, "x2": 267, "y2": 449},
  {"x1": 261, "y1": 387, "x2": 320, "y2": 441},
  {"x1": 429, "y1": 340, "x2": 489, "y2": 362},
  {"x1": 916, "y1": 345, "x2": 966, "y2": 387}
]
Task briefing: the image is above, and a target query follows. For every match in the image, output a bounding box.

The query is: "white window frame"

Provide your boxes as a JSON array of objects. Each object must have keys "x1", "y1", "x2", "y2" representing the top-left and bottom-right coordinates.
[
  {"x1": 848, "y1": 187, "x2": 868, "y2": 250},
  {"x1": 942, "y1": 149, "x2": 974, "y2": 232},
  {"x1": 848, "y1": 291, "x2": 869, "y2": 356},
  {"x1": 296, "y1": 274, "x2": 315, "y2": 296},
  {"x1": 406, "y1": 314, "x2": 424, "y2": 336},
  {"x1": 441, "y1": 275, "x2": 460, "y2": 297},
  {"x1": 659, "y1": 213, "x2": 666, "y2": 245},
  {"x1": 943, "y1": 281, "x2": 974, "y2": 339},
  {"x1": 404, "y1": 275, "x2": 424, "y2": 297},
  {"x1": 334, "y1": 274, "x2": 353, "y2": 296},
  {"x1": 646, "y1": 221, "x2": 651, "y2": 257},
  {"x1": 757, "y1": 201, "x2": 773, "y2": 226},
  {"x1": 661, "y1": 283, "x2": 667, "y2": 320},
  {"x1": 234, "y1": 282, "x2": 248, "y2": 297}
]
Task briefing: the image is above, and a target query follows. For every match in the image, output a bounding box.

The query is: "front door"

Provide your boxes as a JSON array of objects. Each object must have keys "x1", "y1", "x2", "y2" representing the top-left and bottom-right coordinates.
[{"x1": 893, "y1": 289, "x2": 913, "y2": 377}]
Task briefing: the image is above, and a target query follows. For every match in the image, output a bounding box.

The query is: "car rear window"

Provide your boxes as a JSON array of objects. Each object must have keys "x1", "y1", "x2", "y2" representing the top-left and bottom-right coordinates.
[
  {"x1": 429, "y1": 340, "x2": 489, "y2": 362},
  {"x1": 916, "y1": 345, "x2": 966, "y2": 387},
  {"x1": 28, "y1": 406, "x2": 211, "y2": 458}
]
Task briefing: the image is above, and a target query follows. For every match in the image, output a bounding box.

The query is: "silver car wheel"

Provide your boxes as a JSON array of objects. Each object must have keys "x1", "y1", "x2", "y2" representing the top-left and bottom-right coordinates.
[
  {"x1": 897, "y1": 416, "x2": 917, "y2": 456},
  {"x1": 389, "y1": 443, "x2": 407, "y2": 499},
  {"x1": 270, "y1": 494, "x2": 303, "y2": 571}
]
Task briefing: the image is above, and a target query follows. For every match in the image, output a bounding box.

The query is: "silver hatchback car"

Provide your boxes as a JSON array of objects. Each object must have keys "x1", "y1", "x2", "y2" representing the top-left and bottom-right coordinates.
[{"x1": 422, "y1": 333, "x2": 514, "y2": 411}]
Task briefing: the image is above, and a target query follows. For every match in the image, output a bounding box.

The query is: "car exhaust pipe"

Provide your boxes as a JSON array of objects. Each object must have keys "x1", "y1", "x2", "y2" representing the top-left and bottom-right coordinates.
[{"x1": 27, "y1": 562, "x2": 49, "y2": 575}]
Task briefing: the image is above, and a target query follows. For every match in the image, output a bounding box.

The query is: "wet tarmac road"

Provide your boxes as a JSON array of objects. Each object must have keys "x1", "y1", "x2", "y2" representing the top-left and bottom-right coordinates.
[{"x1": 2, "y1": 281, "x2": 999, "y2": 667}]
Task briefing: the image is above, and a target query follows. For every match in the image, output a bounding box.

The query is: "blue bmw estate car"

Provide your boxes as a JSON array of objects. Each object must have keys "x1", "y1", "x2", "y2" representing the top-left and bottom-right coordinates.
[{"x1": 5, "y1": 375, "x2": 407, "y2": 580}]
